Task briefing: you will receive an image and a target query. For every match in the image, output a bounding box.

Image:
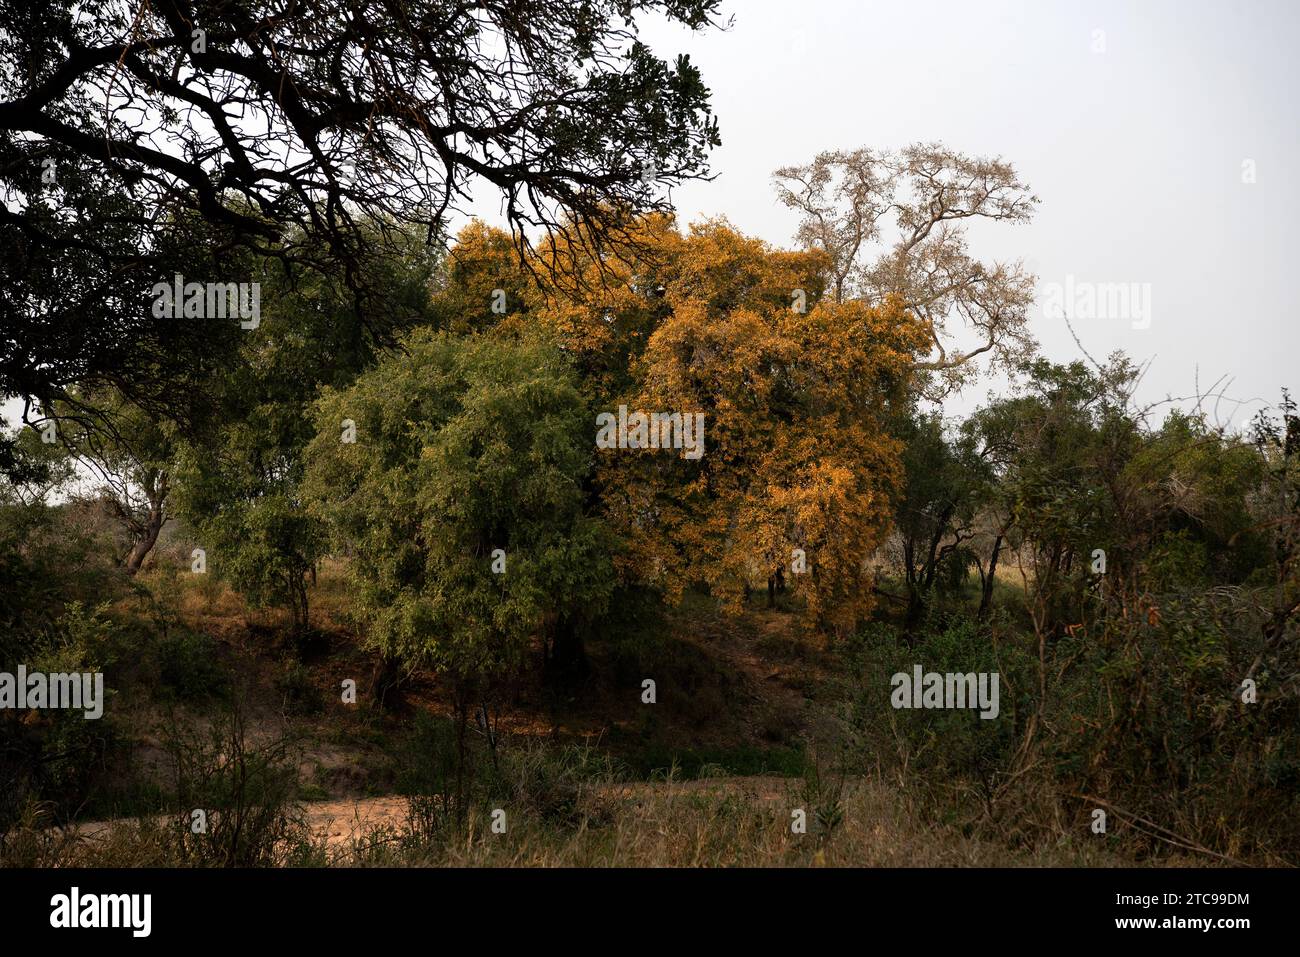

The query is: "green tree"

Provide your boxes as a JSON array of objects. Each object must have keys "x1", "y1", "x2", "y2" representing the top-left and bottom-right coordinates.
[
  {"x1": 303, "y1": 330, "x2": 615, "y2": 732},
  {"x1": 172, "y1": 233, "x2": 433, "y2": 645},
  {"x1": 891, "y1": 409, "x2": 987, "y2": 624},
  {"x1": 51, "y1": 388, "x2": 177, "y2": 573}
]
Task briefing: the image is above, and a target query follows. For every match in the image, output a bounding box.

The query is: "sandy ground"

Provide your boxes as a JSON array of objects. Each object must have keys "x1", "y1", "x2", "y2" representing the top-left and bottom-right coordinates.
[{"x1": 59, "y1": 776, "x2": 798, "y2": 849}]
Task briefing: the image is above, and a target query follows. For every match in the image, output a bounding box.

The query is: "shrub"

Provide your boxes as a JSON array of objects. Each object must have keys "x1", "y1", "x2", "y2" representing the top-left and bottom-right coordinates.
[
  {"x1": 155, "y1": 629, "x2": 230, "y2": 701},
  {"x1": 161, "y1": 702, "x2": 309, "y2": 866},
  {"x1": 274, "y1": 662, "x2": 324, "y2": 716}
]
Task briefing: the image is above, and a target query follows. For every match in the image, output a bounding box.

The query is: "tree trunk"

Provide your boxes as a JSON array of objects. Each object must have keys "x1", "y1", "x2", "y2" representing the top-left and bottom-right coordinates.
[
  {"x1": 921, "y1": 504, "x2": 955, "y2": 591},
  {"x1": 288, "y1": 572, "x2": 313, "y2": 659},
  {"x1": 124, "y1": 504, "x2": 164, "y2": 574},
  {"x1": 479, "y1": 701, "x2": 500, "y2": 774},
  {"x1": 903, "y1": 535, "x2": 923, "y2": 626},
  {"x1": 454, "y1": 695, "x2": 469, "y2": 826},
  {"x1": 978, "y1": 533, "x2": 1003, "y2": 618},
  {"x1": 905, "y1": 587, "x2": 924, "y2": 628},
  {"x1": 766, "y1": 566, "x2": 786, "y2": 608},
  {"x1": 290, "y1": 574, "x2": 309, "y2": 633},
  {"x1": 124, "y1": 481, "x2": 167, "y2": 574},
  {"x1": 368, "y1": 653, "x2": 404, "y2": 709}
]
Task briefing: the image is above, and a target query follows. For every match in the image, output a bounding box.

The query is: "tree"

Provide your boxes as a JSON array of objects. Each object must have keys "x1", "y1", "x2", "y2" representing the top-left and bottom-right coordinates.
[
  {"x1": 53, "y1": 388, "x2": 177, "y2": 574},
  {"x1": 966, "y1": 360, "x2": 1125, "y2": 634},
  {"x1": 956, "y1": 400, "x2": 1020, "y2": 618},
  {"x1": 0, "y1": 422, "x2": 107, "y2": 663},
  {"x1": 537, "y1": 217, "x2": 928, "y2": 634},
  {"x1": 0, "y1": 416, "x2": 74, "y2": 508},
  {"x1": 171, "y1": 229, "x2": 433, "y2": 644},
  {"x1": 890, "y1": 410, "x2": 987, "y2": 625},
  {"x1": 303, "y1": 329, "x2": 615, "y2": 706},
  {"x1": 960, "y1": 356, "x2": 1271, "y2": 629},
  {"x1": 0, "y1": 161, "x2": 244, "y2": 435},
  {"x1": 773, "y1": 144, "x2": 1039, "y2": 392},
  {"x1": 1, "y1": 0, "x2": 723, "y2": 421}
]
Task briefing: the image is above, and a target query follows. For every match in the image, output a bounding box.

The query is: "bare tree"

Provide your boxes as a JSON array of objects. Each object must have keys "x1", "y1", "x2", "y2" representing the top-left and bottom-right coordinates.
[{"x1": 774, "y1": 143, "x2": 1039, "y2": 392}]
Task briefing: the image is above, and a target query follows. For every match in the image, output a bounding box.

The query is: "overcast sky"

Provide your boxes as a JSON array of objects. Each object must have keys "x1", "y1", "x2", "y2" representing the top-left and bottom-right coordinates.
[
  {"x1": 8, "y1": 1, "x2": 1296, "y2": 435},
  {"x1": 604, "y1": 0, "x2": 1299, "y2": 424}
]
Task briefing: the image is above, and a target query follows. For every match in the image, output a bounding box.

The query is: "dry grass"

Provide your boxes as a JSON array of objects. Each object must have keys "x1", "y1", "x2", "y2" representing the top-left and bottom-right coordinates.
[
  {"x1": 355, "y1": 777, "x2": 1125, "y2": 868},
  {"x1": 8, "y1": 774, "x2": 1138, "y2": 868}
]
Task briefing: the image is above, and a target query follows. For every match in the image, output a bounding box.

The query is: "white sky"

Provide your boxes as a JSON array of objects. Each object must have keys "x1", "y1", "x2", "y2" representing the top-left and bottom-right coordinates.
[
  {"x1": 7, "y1": 0, "x2": 1297, "y2": 436},
  {"x1": 615, "y1": 0, "x2": 1300, "y2": 424}
]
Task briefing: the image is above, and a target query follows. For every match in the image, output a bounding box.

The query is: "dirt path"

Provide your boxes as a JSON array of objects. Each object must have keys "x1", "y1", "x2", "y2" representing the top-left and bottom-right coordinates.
[
  {"x1": 287, "y1": 775, "x2": 799, "y2": 847},
  {"x1": 61, "y1": 776, "x2": 799, "y2": 849}
]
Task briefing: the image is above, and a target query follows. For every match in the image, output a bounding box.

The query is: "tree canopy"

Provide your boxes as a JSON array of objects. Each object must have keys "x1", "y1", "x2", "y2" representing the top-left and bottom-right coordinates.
[{"x1": 1, "y1": 0, "x2": 722, "y2": 426}]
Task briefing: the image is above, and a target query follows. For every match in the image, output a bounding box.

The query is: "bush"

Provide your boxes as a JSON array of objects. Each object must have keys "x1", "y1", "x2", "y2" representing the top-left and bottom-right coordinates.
[
  {"x1": 161, "y1": 702, "x2": 310, "y2": 866},
  {"x1": 155, "y1": 629, "x2": 230, "y2": 701},
  {"x1": 395, "y1": 712, "x2": 464, "y2": 842},
  {"x1": 843, "y1": 615, "x2": 1031, "y2": 809},
  {"x1": 486, "y1": 739, "x2": 623, "y2": 828},
  {"x1": 0, "y1": 602, "x2": 119, "y2": 832},
  {"x1": 274, "y1": 662, "x2": 324, "y2": 716}
]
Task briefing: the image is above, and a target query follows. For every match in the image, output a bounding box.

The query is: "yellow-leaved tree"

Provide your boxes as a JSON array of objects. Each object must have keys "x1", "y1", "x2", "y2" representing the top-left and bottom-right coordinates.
[
  {"x1": 527, "y1": 217, "x2": 927, "y2": 634},
  {"x1": 431, "y1": 215, "x2": 927, "y2": 635}
]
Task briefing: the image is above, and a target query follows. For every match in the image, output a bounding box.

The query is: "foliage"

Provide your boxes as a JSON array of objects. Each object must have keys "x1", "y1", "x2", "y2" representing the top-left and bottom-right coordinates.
[
  {"x1": 0, "y1": 0, "x2": 723, "y2": 416},
  {"x1": 303, "y1": 330, "x2": 615, "y2": 690},
  {"x1": 172, "y1": 232, "x2": 434, "y2": 641},
  {"x1": 499, "y1": 215, "x2": 929, "y2": 634}
]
